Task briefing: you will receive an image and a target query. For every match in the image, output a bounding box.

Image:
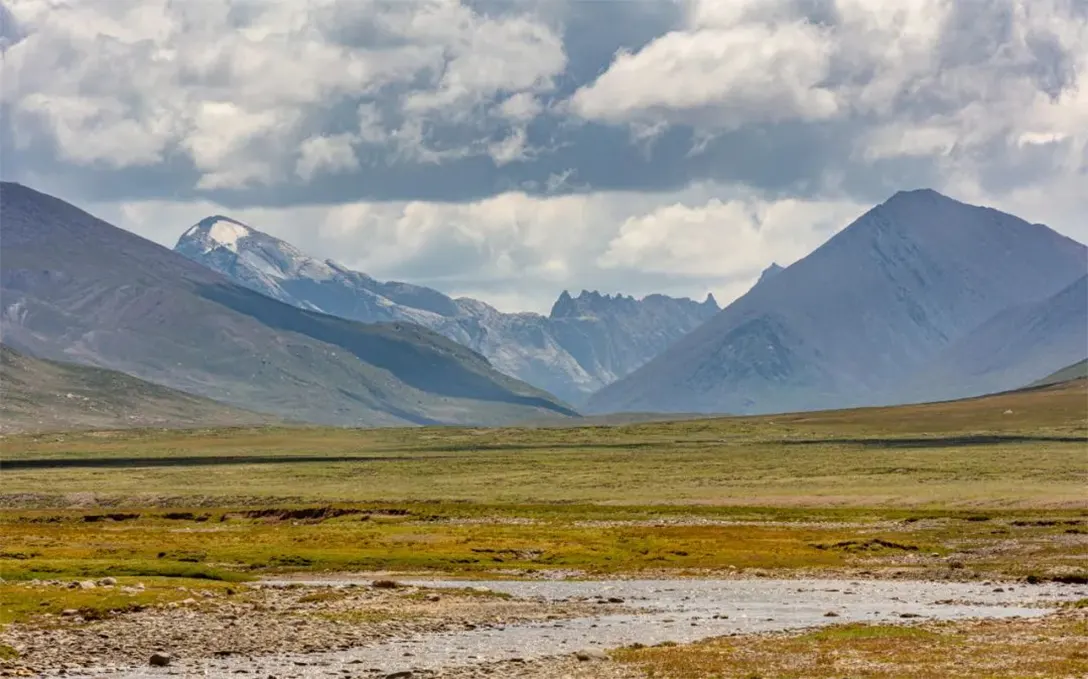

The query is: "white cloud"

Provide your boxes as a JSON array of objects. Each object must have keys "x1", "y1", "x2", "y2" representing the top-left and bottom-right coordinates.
[
  {"x1": 498, "y1": 93, "x2": 543, "y2": 122},
  {"x1": 296, "y1": 134, "x2": 360, "y2": 181},
  {"x1": 859, "y1": 124, "x2": 959, "y2": 161},
  {"x1": 597, "y1": 196, "x2": 867, "y2": 278},
  {"x1": 6, "y1": 0, "x2": 1088, "y2": 319},
  {"x1": 183, "y1": 102, "x2": 297, "y2": 189},
  {"x1": 572, "y1": 0, "x2": 1087, "y2": 176},
  {"x1": 2, "y1": 0, "x2": 564, "y2": 184},
  {"x1": 10, "y1": 93, "x2": 175, "y2": 167},
  {"x1": 570, "y1": 21, "x2": 838, "y2": 128},
  {"x1": 488, "y1": 128, "x2": 530, "y2": 166},
  {"x1": 402, "y1": 12, "x2": 565, "y2": 114},
  {"x1": 100, "y1": 183, "x2": 875, "y2": 314}
]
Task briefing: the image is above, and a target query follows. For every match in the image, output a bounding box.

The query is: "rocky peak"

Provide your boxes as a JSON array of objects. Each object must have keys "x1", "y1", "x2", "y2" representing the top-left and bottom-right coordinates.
[
  {"x1": 549, "y1": 290, "x2": 576, "y2": 318},
  {"x1": 549, "y1": 290, "x2": 640, "y2": 318},
  {"x1": 756, "y1": 263, "x2": 785, "y2": 287}
]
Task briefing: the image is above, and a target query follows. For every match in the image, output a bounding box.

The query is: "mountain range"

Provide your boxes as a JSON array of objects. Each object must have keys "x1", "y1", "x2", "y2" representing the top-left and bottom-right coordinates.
[
  {"x1": 0, "y1": 182, "x2": 576, "y2": 427},
  {"x1": 588, "y1": 189, "x2": 1087, "y2": 415},
  {"x1": 2, "y1": 183, "x2": 1083, "y2": 427},
  {"x1": 175, "y1": 217, "x2": 719, "y2": 404}
]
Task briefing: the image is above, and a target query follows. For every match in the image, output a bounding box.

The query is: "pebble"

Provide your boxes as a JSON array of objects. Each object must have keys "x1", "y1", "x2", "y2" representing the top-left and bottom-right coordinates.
[
  {"x1": 148, "y1": 652, "x2": 172, "y2": 667},
  {"x1": 575, "y1": 648, "x2": 609, "y2": 662}
]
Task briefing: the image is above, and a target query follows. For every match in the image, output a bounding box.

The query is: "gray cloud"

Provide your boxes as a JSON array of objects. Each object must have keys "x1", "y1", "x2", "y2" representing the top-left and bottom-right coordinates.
[
  {"x1": 1, "y1": 0, "x2": 1082, "y2": 211},
  {"x1": 3, "y1": 0, "x2": 1087, "y2": 313}
]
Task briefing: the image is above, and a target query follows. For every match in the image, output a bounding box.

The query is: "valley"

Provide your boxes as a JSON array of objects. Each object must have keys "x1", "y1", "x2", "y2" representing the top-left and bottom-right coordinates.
[
  {"x1": 1, "y1": 378, "x2": 1085, "y2": 677},
  {"x1": 4, "y1": 5, "x2": 1088, "y2": 677},
  {"x1": 1, "y1": 186, "x2": 1085, "y2": 678}
]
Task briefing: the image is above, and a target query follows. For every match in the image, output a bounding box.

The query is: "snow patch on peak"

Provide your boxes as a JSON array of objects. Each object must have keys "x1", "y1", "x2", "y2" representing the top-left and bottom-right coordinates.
[
  {"x1": 206, "y1": 220, "x2": 251, "y2": 253},
  {"x1": 180, "y1": 215, "x2": 255, "y2": 254}
]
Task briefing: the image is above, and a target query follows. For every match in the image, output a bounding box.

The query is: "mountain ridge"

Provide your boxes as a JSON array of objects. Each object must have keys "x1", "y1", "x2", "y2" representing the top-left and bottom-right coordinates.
[
  {"x1": 0, "y1": 182, "x2": 576, "y2": 427},
  {"x1": 175, "y1": 216, "x2": 720, "y2": 404},
  {"x1": 906, "y1": 274, "x2": 1088, "y2": 400},
  {"x1": 587, "y1": 189, "x2": 1087, "y2": 415}
]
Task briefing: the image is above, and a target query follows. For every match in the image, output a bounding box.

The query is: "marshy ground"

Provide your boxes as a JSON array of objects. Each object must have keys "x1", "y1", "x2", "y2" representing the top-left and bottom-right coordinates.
[{"x1": 1, "y1": 379, "x2": 1085, "y2": 677}]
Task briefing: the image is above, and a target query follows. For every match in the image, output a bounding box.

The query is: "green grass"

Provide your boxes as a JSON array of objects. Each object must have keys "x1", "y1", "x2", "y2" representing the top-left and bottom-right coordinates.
[
  {"x1": 0, "y1": 505, "x2": 1084, "y2": 592},
  {"x1": 0, "y1": 381, "x2": 1083, "y2": 629},
  {"x1": 617, "y1": 616, "x2": 1088, "y2": 678},
  {"x1": 2, "y1": 379, "x2": 1085, "y2": 508},
  {"x1": 0, "y1": 578, "x2": 241, "y2": 626}
]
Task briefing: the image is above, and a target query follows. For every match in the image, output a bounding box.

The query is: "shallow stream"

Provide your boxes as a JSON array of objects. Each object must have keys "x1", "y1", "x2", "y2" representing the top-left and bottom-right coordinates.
[{"x1": 58, "y1": 577, "x2": 1083, "y2": 678}]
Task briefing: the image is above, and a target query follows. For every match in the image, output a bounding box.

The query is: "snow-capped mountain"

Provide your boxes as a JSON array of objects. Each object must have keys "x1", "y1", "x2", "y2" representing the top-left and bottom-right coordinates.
[
  {"x1": 174, "y1": 218, "x2": 720, "y2": 404},
  {"x1": 587, "y1": 189, "x2": 1088, "y2": 415},
  {"x1": 1, "y1": 183, "x2": 575, "y2": 427}
]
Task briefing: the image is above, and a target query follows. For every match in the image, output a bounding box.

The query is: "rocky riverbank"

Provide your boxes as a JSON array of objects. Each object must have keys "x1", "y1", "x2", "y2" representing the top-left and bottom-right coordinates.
[
  {"x1": 0, "y1": 580, "x2": 612, "y2": 677},
  {"x1": 2, "y1": 576, "x2": 1082, "y2": 678}
]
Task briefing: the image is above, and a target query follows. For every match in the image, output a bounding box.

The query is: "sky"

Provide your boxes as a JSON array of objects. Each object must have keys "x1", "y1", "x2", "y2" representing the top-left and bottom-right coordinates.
[{"x1": 2, "y1": 0, "x2": 1086, "y2": 313}]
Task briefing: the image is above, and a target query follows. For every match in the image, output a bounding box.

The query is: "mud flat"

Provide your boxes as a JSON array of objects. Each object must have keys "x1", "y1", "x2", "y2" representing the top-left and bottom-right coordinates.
[{"x1": 40, "y1": 577, "x2": 1084, "y2": 678}]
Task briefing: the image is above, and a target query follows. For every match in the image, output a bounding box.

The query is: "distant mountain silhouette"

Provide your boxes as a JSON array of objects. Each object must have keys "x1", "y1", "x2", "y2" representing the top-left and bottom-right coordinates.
[
  {"x1": 1028, "y1": 358, "x2": 1088, "y2": 388},
  {"x1": 909, "y1": 274, "x2": 1087, "y2": 399},
  {"x1": 587, "y1": 189, "x2": 1087, "y2": 415}
]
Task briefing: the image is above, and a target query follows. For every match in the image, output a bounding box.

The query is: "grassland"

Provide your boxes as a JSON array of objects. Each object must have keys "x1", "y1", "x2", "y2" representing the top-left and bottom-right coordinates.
[
  {"x1": 616, "y1": 611, "x2": 1088, "y2": 678},
  {"x1": 3, "y1": 379, "x2": 1085, "y2": 507},
  {"x1": 1, "y1": 381, "x2": 1085, "y2": 611},
  {"x1": 0, "y1": 379, "x2": 1085, "y2": 677}
]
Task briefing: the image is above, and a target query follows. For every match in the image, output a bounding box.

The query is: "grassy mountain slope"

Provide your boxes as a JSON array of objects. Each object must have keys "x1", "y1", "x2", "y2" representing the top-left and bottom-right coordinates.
[
  {"x1": 1029, "y1": 359, "x2": 1088, "y2": 388},
  {"x1": 0, "y1": 182, "x2": 576, "y2": 426},
  {"x1": 0, "y1": 345, "x2": 278, "y2": 434}
]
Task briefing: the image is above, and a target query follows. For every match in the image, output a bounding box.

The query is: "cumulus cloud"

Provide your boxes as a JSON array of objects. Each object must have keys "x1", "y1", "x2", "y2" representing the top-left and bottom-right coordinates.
[
  {"x1": 571, "y1": 0, "x2": 1088, "y2": 195},
  {"x1": 569, "y1": 21, "x2": 839, "y2": 128},
  {"x1": 1, "y1": 0, "x2": 565, "y2": 186},
  {"x1": 296, "y1": 134, "x2": 360, "y2": 182},
  {"x1": 4, "y1": 0, "x2": 1088, "y2": 315},
  {"x1": 597, "y1": 197, "x2": 866, "y2": 278}
]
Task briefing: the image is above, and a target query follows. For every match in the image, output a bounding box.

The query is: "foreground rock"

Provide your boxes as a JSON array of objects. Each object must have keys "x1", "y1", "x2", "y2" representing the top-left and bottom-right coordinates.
[{"x1": 148, "y1": 652, "x2": 172, "y2": 667}]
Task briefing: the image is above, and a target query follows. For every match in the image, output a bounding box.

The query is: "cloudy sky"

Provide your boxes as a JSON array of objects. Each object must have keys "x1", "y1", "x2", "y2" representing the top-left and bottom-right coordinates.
[{"x1": 2, "y1": 0, "x2": 1086, "y2": 313}]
